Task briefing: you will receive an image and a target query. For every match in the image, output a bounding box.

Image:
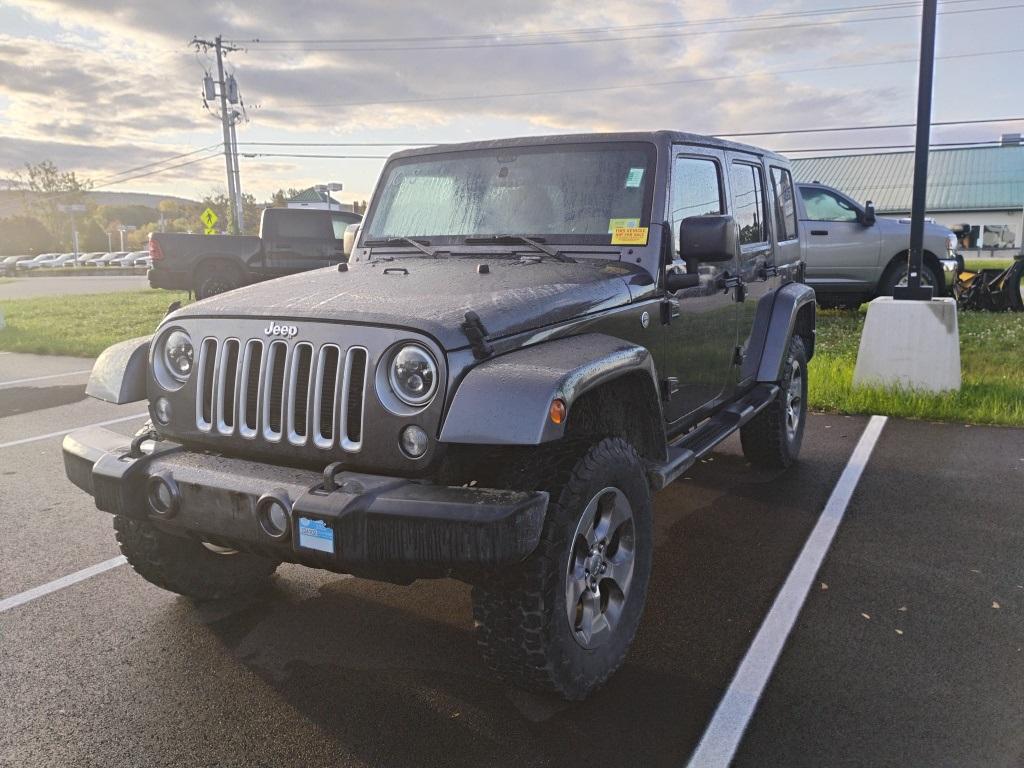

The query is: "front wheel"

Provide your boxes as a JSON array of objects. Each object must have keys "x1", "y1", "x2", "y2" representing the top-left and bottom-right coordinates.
[
  {"x1": 471, "y1": 438, "x2": 653, "y2": 700},
  {"x1": 741, "y1": 335, "x2": 808, "y2": 469},
  {"x1": 114, "y1": 516, "x2": 279, "y2": 601},
  {"x1": 880, "y1": 259, "x2": 943, "y2": 297}
]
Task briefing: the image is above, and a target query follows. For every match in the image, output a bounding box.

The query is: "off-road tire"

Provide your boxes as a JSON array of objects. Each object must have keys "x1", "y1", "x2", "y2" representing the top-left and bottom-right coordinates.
[
  {"x1": 471, "y1": 437, "x2": 653, "y2": 700},
  {"x1": 195, "y1": 261, "x2": 244, "y2": 300},
  {"x1": 741, "y1": 335, "x2": 808, "y2": 469},
  {"x1": 113, "y1": 516, "x2": 279, "y2": 601}
]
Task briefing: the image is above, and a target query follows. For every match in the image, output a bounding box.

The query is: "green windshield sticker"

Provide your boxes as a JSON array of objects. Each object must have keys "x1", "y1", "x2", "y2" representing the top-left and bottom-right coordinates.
[
  {"x1": 608, "y1": 217, "x2": 640, "y2": 233},
  {"x1": 625, "y1": 168, "x2": 645, "y2": 188}
]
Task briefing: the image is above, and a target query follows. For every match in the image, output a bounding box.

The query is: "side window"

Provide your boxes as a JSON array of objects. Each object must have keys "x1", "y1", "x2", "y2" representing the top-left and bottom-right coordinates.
[
  {"x1": 770, "y1": 166, "x2": 798, "y2": 241},
  {"x1": 800, "y1": 187, "x2": 859, "y2": 222},
  {"x1": 731, "y1": 161, "x2": 768, "y2": 245},
  {"x1": 669, "y1": 155, "x2": 724, "y2": 254}
]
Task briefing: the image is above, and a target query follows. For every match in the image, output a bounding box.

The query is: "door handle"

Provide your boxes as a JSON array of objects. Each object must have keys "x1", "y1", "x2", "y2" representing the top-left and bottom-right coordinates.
[{"x1": 810, "y1": 229, "x2": 829, "y2": 236}]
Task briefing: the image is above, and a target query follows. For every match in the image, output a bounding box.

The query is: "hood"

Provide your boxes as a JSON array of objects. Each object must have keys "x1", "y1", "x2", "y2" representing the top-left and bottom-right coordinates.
[{"x1": 174, "y1": 256, "x2": 648, "y2": 350}]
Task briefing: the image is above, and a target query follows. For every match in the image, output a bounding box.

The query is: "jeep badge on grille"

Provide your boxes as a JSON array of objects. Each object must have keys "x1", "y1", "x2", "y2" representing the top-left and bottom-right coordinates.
[{"x1": 264, "y1": 322, "x2": 298, "y2": 338}]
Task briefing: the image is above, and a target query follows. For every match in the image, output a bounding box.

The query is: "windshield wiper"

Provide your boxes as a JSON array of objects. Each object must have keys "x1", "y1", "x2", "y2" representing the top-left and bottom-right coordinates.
[
  {"x1": 463, "y1": 234, "x2": 575, "y2": 263},
  {"x1": 363, "y1": 237, "x2": 438, "y2": 257}
]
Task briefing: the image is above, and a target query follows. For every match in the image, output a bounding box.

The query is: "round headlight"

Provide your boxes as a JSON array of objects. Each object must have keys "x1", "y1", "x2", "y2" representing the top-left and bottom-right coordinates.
[
  {"x1": 163, "y1": 330, "x2": 194, "y2": 381},
  {"x1": 388, "y1": 345, "x2": 438, "y2": 406}
]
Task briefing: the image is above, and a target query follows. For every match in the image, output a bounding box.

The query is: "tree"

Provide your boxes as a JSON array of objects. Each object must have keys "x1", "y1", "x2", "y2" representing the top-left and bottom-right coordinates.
[
  {"x1": 0, "y1": 216, "x2": 54, "y2": 255},
  {"x1": 14, "y1": 160, "x2": 92, "y2": 248}
]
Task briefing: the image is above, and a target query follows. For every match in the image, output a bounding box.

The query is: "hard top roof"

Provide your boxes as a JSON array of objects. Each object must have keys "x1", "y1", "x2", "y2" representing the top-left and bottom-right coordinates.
[{"x1": 388, "y1": 130, "x2": 790, "y2": 164}]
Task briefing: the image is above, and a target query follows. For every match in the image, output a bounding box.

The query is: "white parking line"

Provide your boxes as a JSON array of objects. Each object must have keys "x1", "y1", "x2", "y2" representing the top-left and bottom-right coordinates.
[
  {"x1": 686, "y1": 415, "x2": 888, "y2": 768},
  {"x1": 0, "y1": 556, "x2": 127, "y2": 613},
  {"x1": 0, "y1": 369, "x2": 92, "y2": 388},
  {"x1": 0, "y1": 412, "x2": 148, "y2": 450}
]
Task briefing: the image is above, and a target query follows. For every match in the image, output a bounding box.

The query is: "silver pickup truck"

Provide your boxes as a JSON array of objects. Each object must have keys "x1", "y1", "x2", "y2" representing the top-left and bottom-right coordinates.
[{"x1": 796, "y1": 182, "x2": 961, "y2": 307}]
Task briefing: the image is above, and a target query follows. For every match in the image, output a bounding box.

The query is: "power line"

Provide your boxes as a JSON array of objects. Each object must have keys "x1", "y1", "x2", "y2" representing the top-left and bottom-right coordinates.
[
  {"x1": 90, "y1": 143, "x2": 223, "y2": 186},
  {"x1": 231, "y1": 116, "x2": 1024, "y2": 149},
  {"x1": 228, "y1": 0, "x2": 965, "y2": 45},
  {"x1": 719, "y1": 115, "x2": 1024, "y2": 138},
  {"x1": 239, "y1": 153, "x2": 389, "y2": 159},
  {"x1": 91, "y1": 153, "x2": 223, "y2": 189},
  {"x1": 273, "y1": 46, "x2": 1024, "y2": 109},
  {"x1": 231, "y1": 2, "x2": 1022, "y2": 52}
]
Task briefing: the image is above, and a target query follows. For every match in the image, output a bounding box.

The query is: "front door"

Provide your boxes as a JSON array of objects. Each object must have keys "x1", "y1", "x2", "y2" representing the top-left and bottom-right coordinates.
[
  {"x1": 661, "y1": 148, "x2": 738, "y2": 425},
  {"x1": 797, "y1": 184, "x2": 881, "y2": 291},
  {"x1": 262, "y1": 210, "x2": 337, "y2": 279}
]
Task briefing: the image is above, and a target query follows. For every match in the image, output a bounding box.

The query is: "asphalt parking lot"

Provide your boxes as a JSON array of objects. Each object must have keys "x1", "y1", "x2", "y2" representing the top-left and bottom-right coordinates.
[
  {"x1": 0, "y1": 275, "x2": 151, "y2": 300},
  {"x1": 1, "y1": 351, "x2": 1021, "y2": 767}
]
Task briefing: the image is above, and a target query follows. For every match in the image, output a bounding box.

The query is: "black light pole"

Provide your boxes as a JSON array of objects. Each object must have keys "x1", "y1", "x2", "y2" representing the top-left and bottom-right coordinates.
[{"x1": 894, "y1": 0, "x2": 937, "y2": 300}]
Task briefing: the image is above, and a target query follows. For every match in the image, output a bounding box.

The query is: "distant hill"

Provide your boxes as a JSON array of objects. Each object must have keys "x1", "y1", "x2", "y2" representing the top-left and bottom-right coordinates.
[{"x1": 0, "y1": 189, "x2": 199, "y2": 217}]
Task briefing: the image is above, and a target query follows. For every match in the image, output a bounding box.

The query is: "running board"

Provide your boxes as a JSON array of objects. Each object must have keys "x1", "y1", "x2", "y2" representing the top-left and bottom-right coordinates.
[{"x1": 647, "y1": 383, "x2": 780, "y2": 491}]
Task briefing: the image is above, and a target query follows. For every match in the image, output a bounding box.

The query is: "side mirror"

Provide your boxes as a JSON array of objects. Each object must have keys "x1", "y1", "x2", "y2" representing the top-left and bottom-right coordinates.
[
  {"x1": 679, "y1": 215, "x2": 738, "y2": 264},
  {"x1": 862, "y1": 201, "x2": 876, "y2": 227}
]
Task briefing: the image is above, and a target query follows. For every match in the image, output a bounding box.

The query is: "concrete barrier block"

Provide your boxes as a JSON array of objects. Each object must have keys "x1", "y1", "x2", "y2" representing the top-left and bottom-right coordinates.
[{"x1": 853, "y1": 297, "x2": 961, "y2": 392}]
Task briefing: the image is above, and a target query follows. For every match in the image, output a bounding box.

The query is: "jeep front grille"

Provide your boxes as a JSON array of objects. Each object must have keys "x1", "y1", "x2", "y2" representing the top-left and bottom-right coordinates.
[{"x1": 195, "y1": 337, "x2": 367, "y2": 452}]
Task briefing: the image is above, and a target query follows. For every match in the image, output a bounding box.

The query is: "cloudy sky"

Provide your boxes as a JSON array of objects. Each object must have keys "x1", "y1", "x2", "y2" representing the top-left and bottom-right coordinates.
[{"x1": 1, "y1": 0, "x2": 1022, "y2": 205}]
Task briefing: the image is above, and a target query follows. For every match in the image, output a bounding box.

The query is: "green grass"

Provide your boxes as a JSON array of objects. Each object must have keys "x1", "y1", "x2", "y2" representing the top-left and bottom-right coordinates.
[
  {"x1": 809, "y1": 308, "x2": 1024, "y2": 426},
  {"x1": 2, "y1": 288, "x2": 1021, "y2": 426},
  {"x1": 0, "y1": 289, "x2": 189, "y2": 357},
  {"x1": 0, "y1": 278, "x2": 13, "y2": 285}
]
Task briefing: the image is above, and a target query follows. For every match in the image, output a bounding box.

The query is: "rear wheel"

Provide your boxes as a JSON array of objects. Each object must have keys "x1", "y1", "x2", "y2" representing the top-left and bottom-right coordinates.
[
  {"x1": 471, "y1": 438, "x2": 652, "y2": 700},
  {"x1": 741, "y1": 335, "x2": 808, "y2": 469},
  {"x1": 114, "y1": 516, "x2": 279, "y2": 601},
  {"x1": 195, "y1": 261, "x2": 243, "y2": 299}
]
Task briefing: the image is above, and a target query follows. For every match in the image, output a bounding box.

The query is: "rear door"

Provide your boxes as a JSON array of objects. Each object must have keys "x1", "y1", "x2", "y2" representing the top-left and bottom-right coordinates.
[
  {"x1": 661, "y1": 146, "x2": 738, "y2": 424},
  {"x1": 262, "y1": 210, "x2": 338, "y2": 278},
  {"x1": 797, "y1": 184, "x2": 880, "y2": 291},
  {"x1": 726, "y1": 153, "x2": 775, "y2": 387}
]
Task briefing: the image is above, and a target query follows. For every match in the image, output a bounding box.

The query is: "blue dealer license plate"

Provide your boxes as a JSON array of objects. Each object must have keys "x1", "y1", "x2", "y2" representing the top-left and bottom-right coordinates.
[{"x1": 298, "y1": 517, "x2": 335, "y2": 554}]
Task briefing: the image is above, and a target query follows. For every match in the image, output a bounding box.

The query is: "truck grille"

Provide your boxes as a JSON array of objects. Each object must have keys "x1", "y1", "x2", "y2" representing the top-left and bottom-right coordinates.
[{"x1": 195, "y1": 337, "x2": 367, "y2": 452}]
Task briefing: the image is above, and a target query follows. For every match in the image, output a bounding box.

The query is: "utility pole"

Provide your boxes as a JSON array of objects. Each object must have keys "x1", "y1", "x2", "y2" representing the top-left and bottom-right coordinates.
[
  {"x1": 192, "y1": 35, "x2": 242, "y2": 235},
  {"x1": 893, "y1": 0, "x2": 937, "y2": 301}
]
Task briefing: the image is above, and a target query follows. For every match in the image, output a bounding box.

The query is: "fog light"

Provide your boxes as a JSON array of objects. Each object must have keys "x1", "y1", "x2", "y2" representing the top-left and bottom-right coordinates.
[
  {"x1": 146, "y1": 474, "x2": 179, "y2": 517},
  {"x1": 256, "y1": 492, "x2": 291, "y2": 539},
  {"x1": 400, "y1": 425, "x2": 429, "y2": 458},
  {"x1": 154, "y1": 397, "x2": 172, "y2": 425}
]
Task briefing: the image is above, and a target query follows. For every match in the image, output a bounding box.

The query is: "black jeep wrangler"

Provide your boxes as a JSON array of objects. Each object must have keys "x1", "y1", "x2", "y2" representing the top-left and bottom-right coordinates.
[{"x1": 63, "y1": 131, "x2": 814, "y2": 700}]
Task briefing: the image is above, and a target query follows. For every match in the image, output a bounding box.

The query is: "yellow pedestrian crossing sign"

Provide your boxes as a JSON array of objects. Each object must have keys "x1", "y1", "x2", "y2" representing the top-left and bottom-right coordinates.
[{"x1": 200, "y1": 207, "x2": 219, "y2": 231}]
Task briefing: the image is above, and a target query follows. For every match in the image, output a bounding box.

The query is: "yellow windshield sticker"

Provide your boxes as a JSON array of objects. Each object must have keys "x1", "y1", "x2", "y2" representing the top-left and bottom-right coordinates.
[
  {"x1": 611, "y1": 226, "x2": 648, "y2": 245},
  {"x1": 608, "y1": 217, "x2": 640, "y2": 233}
]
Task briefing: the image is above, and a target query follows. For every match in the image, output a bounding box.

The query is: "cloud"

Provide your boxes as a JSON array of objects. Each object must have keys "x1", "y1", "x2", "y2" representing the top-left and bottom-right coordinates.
[{"x1": 0, "y1": 0, "x2": 926, "y2": 199}]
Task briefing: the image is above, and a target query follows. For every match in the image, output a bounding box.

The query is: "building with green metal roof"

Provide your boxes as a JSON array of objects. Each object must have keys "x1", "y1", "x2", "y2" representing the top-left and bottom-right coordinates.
[{"x1": 791, "y1": 141, "x2": 1024, "y2": 248}]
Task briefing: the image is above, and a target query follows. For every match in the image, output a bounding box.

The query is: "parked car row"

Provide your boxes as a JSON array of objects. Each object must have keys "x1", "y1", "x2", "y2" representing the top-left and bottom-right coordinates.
[{"x1": 1, "y1": 250, "x2": 151, "y2": 275}]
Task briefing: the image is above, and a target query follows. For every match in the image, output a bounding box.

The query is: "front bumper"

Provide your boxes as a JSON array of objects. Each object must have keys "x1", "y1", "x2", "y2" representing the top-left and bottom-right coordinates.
[
  {"x1": 940, "y1": 256, "x2": 960, "y2": 289},
  {"x1": 63, "y1": 427, "x2": 547, "y2": 578}
]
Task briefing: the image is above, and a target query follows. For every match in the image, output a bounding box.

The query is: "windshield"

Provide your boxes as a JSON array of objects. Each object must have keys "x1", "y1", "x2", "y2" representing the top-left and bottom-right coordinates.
[{"x1": 362, "y1": 141, "x2": 656, "y2": 246}]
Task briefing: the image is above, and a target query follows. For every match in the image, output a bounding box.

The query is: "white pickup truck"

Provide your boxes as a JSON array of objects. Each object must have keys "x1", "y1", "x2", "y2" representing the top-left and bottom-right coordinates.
[{"x1": 796, "y1": 182, "x2": 961, "y2": 307}]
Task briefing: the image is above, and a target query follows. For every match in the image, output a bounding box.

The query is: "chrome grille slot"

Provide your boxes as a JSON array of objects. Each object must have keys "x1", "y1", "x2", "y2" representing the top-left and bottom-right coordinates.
[
  {"x1": 239, "y1": 340, "x2": 263, "y2": 438},
  {"x1": 341, "y1": 347, "x2": 367, "y2": 451},
  {"x1": 191, "y1": 330, "x2": 370, "y2": 455},
  {"x1": 313, "y1": 345, "x2": 341, "y2": 449},
  {"x1": 263, "y1": 341, "x2": 289, "y2": 440},
  {"x1": 215, "y1": 339, "x2": 240, "y2": 434},
  {"x1": 286, "y1": 343, "x2": 314, "y2": 445},
  {"x1": 196, "y1": 338, "x2": 218, "y2": 431}
]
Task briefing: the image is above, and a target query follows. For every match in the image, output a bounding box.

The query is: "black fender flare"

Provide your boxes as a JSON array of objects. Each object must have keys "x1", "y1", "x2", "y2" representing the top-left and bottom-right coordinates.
[
  {"x1": 439, "y1": 333, "x2": 662, "y2": 445},
  {"x1": 85, "y1": 336, "x2": 151, "y2": 404},
  {"x1": 754, "y1": 282, "x2": 816, "y2": 383}
]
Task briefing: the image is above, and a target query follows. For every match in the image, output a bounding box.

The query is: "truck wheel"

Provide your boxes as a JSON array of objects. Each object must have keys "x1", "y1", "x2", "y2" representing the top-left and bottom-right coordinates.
[
  {"x1": 113, "y1": 516, "x2": 279, "y2": 601},
  {"x1": 195, "y1": 262, "x2": 243, "y2": 299},
  {"x1": 471, "y1": 438, "x2": 652, "y2": 700},
  {"x1": 740, "y1": 335, "x2": 808, "y2": 469},
  {"x1": 880, "y1": 259, "x2": 943, "y2": 296}
]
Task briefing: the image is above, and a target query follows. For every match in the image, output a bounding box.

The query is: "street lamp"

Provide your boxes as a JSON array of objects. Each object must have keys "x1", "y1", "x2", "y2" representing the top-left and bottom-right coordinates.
[
  {"x1": 118, "y1": 225, "x2": 137, "y2": 251},
  {"x1": 316, "y1": 182, "x2": 344, "y2": 210}
]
